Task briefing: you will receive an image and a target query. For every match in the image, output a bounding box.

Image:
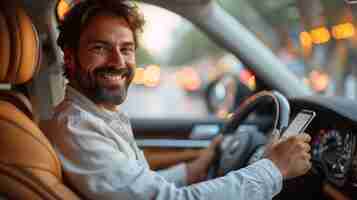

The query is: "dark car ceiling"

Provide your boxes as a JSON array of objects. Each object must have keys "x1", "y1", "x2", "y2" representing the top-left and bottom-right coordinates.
[{"x1": 23, "y1": 0, "x2": 50, "y2": 13}]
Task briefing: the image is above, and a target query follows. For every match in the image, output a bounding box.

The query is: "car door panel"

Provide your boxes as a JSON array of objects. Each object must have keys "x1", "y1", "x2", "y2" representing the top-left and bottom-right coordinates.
[{"x1": 132, "y1": 118, "x2": 223, "y2": 169}]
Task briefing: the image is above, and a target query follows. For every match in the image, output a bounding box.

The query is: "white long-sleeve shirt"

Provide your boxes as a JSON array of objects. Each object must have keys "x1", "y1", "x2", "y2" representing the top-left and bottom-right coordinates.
[{"x1": 47, "y1": 86, "x2": 283, "y2": 200}]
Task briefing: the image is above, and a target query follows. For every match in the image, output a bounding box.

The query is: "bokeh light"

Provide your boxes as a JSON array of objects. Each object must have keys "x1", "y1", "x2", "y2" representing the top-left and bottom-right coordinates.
[
  {"x1": 310, "y1": 27, "x2": 331, "y2": 44},
  {"x1": 176, "y1": 67, "x2": 202, "y2": 92},
  {"x1": 332, "y1": 23, "x2": 355, "y2": 40},
  {"x1": 57, "y1": 0, "x2": 70, "y2": 21}
]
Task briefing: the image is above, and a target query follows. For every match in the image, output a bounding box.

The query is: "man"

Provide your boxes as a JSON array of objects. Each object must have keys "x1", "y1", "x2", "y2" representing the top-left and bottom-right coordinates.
[{"x1": 49, "y1": 0, "x2": 312, "y2": 199}]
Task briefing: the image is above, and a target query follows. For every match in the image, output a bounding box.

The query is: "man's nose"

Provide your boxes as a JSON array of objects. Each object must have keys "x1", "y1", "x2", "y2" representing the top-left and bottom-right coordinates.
[{"x1": 108, "y1": 47, "x2": 125, "y2": 67}]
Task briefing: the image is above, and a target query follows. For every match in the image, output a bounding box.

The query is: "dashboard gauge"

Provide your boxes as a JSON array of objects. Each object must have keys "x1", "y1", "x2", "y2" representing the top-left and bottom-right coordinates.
[
  {"x1": 350, "y1": 135, "x2": 357, "y2": 188},
  {"x1": 352, "y1": 153, "x2": 357, "y2": 187},
  {"x1": 312, "y1": 129, "x2": 355, "y2": 187}
]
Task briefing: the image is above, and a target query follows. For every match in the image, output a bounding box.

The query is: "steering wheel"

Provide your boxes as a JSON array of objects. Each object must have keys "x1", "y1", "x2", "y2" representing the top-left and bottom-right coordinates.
[{"x1": 210, "y1": 90, "x2": 291, "y2": 177}]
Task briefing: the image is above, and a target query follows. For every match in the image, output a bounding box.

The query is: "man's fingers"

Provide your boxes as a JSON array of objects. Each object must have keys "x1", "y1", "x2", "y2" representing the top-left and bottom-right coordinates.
[
  {"x1": 295, "y1": 142, "x2": 311, "y2": 153},
  {"x1": 306, "y1": 159, "x2": 312, "y2": 169},
  {"x1": 301, "y1": 152, "x2": 311, "y2": 161},
  {"x1": 297, "y1": 133, "x2": 311, "y2": 142},
  {"x1": 302, "y1": 161, "x2": 312, "y2": 174},
  {"x1": 303, "y1": 142, "x2": 311, "y2": 152}
]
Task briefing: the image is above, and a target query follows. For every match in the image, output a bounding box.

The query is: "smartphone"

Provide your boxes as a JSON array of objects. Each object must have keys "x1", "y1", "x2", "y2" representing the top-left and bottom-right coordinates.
[{"x1": 283, "y1": 109, "x2": 316, "y2": 137}]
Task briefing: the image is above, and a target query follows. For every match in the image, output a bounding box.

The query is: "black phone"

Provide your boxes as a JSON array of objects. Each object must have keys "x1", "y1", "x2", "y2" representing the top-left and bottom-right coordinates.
[{"x1": 283, "y1": 109, "x2": 316, "y2": 137}]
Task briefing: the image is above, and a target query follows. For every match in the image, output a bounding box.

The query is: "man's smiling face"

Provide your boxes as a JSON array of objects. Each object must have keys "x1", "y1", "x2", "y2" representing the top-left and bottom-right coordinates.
[{"x1": 68, "y1": 12, "x2": 136, "y2": 109}]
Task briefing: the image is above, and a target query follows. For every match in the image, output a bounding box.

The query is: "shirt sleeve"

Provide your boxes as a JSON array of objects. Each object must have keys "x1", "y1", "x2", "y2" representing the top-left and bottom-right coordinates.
[
  {"x1": 157, "y1": 163, "x2": 188, "y2": 187},
  {"x1": 52, "y1": 114, "x2": 283, "y2": 200}
]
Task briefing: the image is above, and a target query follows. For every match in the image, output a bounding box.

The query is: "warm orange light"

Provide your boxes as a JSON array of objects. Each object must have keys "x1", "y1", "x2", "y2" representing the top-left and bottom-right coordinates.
[
  {"x1": 240, "y1": 69, "x2": 253, "y2": 84},
  {"x1": 176, "y1": 67, "x2": 201, "y2": 92},
  {"x1": 133, "y1": 68, "x2": 145, "y2": 84},
  {"x1": 239, "y1": 69, "x2": 256, "y2": 90},
  {"x1": 309, "y1": 70, "x2": 330, "y2": 92},
  {"x1": 143, "y1": 65, "x2": 161, "y2": 87},
  {"x1": 299, "y1": 31, "x2": 312, "y2": 49},
  {"x1": 217, "y1": 109, "x2": 229, "y2": 119},
  {"x1": 332, "y1": 23, "x2": 355, "y2": 39},
  {"x1": 57, "y1": 0, "x2": 70, "y2": 21},
  {"x1": 247, "y1": 76, "x2": 256, "y2": 90},
  {"x1": 300, "y1": 31, "x2": 313, "y2": 47},
  {"x1": 310, "y1": 27, "x2": 331, "y2": 44}
]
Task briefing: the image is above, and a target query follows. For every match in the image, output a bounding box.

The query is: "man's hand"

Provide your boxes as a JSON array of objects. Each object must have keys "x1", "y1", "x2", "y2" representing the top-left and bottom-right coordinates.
[
  {"x1": 186, "y1": 135, "x2": 223, "y2": 184},
  {"x1": 264, "y1": 133, "x2": 312, "y2": 179}
]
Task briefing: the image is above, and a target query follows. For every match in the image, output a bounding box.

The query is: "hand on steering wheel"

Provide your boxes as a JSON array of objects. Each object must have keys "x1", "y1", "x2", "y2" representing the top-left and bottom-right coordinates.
[
  {"x1": 209, "y1": 90, "x2": 312, "y2": 181},
  {"x1": 209, "y1": 90, "x2": 290, "y2": 178}
]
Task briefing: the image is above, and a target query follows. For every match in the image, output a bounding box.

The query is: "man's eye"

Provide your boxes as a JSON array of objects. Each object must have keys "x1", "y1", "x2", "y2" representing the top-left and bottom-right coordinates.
[
  {"x1": 91, "y1": 45, "x2": 108, "y2": 54},
  {"x1": 121, "y1": 47, "x2": 134, "y2": 55}
]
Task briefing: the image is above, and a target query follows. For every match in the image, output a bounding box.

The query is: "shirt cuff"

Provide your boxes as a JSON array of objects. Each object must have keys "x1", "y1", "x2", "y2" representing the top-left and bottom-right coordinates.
[{"x1": 247, "y1": 158, "x2": 283, "y2": 197}]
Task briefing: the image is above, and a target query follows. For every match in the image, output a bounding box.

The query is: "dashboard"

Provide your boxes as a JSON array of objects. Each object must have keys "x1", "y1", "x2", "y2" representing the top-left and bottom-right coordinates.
[{"x1": 289, "y1": 95, "x2": 357, "y2": 198}]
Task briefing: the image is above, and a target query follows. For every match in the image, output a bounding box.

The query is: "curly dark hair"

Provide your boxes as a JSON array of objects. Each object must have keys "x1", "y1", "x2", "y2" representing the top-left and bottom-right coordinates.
[{"x1": 57, "y1": 0, "x2": 145, "y2": 51}]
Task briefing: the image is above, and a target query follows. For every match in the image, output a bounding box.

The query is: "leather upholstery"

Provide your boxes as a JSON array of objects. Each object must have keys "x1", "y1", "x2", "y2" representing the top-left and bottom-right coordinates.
[
  {"x1": 0, "y1": 11, "x2": 10, "y2": 81},
  {"x1": 0, "y1": 1, "x2": 80, "y2": 199},
  {"x1": 0, "y1": 1, "x2": 40, "y2": 84},
  {"x1": 0, "y1": 91, "x2": 33, "y2": 120}
]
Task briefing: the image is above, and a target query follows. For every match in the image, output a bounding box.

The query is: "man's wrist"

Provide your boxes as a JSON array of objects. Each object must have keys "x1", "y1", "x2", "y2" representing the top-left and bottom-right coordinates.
[{"x1": 266, "y1": 157, "x2": 288, "y2": 179}]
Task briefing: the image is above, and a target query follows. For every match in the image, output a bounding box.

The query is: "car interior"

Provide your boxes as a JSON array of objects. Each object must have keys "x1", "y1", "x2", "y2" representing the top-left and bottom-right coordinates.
[{"x1": 1, "y1": 0, "x2": 357, "y2": 199}]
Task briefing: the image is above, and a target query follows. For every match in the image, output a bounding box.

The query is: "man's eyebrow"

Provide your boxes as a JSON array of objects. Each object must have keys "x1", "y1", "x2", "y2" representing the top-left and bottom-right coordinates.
[
  {"x1": 87, "y1": 40, "x2": 111, "y2": 46},
  {"x1": 121, "y1": 41, "x2": 135, "y2": 47},
  {"x1": 87, "y1": 40, "x2": 135, "y2": 47}
]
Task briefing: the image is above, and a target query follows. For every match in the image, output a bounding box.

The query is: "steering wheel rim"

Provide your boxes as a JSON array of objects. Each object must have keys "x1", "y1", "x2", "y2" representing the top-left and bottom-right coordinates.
[
  {"x1": 210, "y1": 90, "x2": 290, "y2": 178},
  {"x1": 222, "y1": 90, "x2": 290, "y2": 135}
]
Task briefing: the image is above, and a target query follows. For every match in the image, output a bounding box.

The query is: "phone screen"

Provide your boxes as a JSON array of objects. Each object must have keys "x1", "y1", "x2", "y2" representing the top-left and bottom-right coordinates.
[{"x1": 283, "y1": 110, "x2": 316, "y2": 137}]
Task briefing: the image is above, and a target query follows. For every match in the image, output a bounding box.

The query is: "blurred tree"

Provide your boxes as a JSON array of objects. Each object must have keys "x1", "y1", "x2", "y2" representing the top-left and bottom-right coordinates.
[
  {"x1": 218, "y1": 0, "x2": 279, "y2": 50},
  {"x1": 220, "y1": 0, "x2": 354, "y2": 96},
  {"x1": 136, "y1": 45, "x2": 157, "y2": 66},
  {"x1": 170, "y1": 27, "x2": 224, "y2": 66},
  {"x1": 296, "y1": 0, "x2": 350, "y2": 96}
]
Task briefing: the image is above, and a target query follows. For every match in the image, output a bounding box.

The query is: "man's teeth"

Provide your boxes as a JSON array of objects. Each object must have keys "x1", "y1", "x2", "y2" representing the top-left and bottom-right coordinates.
[{"x1": 102, "y1": 73, "x2": 125, "y2": 81}]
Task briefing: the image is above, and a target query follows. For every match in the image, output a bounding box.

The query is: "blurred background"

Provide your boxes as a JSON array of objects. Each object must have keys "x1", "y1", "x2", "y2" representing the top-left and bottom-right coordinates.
[{"x1": 57, "y1": 0, "x2": 357, "y2": 119}]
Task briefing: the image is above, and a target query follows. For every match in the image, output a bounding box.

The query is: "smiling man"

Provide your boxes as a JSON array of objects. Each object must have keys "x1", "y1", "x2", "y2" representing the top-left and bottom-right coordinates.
[
  {"x1": 49, "y1": 0, "x2": 312, "y2": 200},
  {"x1": 60, "y1": 7, "x2": 136, "y2": 110}
]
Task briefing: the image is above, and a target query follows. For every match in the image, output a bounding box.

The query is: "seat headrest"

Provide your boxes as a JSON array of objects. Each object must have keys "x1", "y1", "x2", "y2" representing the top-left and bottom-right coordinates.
[
  {"x1": 0, "y1": 91, "x2": 34, "y2": 120},
  {"x1": 0, "y1": 1, "x2": 40, "y2": 85}
]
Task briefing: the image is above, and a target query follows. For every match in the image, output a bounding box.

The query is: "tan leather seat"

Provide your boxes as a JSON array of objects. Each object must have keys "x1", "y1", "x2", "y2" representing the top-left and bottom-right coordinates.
[{"x1": 0, "y1": 1, "x2": 80, "y2": 199}]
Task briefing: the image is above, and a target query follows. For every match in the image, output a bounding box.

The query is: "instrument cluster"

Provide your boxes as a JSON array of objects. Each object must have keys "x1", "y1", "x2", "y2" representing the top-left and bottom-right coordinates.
[{"x1": 311, "y1": 129, "x2": 356, "y2": 187}]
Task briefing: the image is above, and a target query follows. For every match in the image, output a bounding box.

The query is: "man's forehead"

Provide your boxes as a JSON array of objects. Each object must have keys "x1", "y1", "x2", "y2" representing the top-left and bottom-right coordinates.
[{"x1": 80, "y1": 12, "x2": 135, "y2": 44}]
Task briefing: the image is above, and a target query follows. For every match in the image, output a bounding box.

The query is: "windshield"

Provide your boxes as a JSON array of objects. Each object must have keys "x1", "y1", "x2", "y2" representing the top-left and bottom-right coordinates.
[
  {"x1": 220, "y1": 0, "x2": 357, "y2": 99},
  {"x1": 120, "y1": 3, "x2": 255, "y2": 119}
]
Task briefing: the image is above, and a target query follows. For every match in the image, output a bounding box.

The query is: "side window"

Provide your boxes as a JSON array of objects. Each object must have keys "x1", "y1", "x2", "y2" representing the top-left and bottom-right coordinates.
[{"x1": 121, "y1": 3, "x2": 255, "y2": 119}]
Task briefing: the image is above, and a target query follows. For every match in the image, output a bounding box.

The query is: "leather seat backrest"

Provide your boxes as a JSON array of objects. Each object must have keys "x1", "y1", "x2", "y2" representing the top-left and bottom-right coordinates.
[{"x1": 0, "y1": 1, "x2": 80, "y2": 199}]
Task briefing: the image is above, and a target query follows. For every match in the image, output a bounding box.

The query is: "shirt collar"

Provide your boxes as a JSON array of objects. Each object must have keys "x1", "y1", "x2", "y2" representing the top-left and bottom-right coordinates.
[{"x1": 65, "y1": 86, "x2": 121, "y2": 120}]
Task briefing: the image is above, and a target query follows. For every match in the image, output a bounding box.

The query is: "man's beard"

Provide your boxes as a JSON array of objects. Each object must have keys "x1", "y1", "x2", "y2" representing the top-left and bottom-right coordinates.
[
  {"x1": 92, "y1": 77, "x2": 128, "y2": 105},
  {"x1": 74, "y1": 60, "x2": 134, "y2": 106}
]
